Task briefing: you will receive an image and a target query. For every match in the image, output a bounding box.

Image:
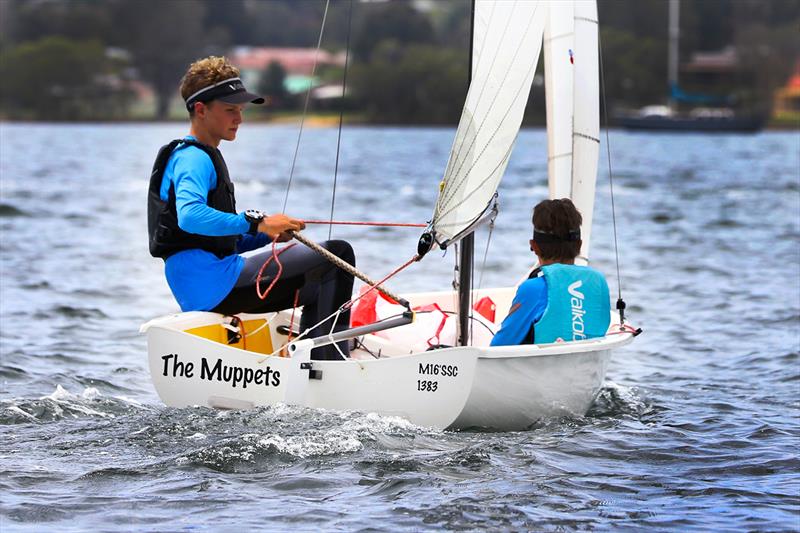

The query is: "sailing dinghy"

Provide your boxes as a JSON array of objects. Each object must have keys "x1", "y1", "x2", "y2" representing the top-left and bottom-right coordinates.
[{"x1": 142, "y1": 0, "x2": 639, "y2": 431}]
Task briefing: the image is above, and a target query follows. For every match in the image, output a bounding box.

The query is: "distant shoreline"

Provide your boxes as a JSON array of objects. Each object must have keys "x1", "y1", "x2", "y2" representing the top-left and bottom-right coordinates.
[{"x1": 0, "y1": 114, "x2": 796, "y2": 130}]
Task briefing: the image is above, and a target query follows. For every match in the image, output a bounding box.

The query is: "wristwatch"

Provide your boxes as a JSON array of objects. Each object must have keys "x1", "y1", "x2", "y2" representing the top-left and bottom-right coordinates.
[{"x1": 244, "y1": 209, "x2": 265, "y2": 235}]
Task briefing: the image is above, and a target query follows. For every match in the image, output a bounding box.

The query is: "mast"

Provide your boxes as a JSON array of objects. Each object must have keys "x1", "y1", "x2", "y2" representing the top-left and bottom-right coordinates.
[
  {"x1": 425, "y1": 1, "x2": 546, "y2": 341},
  {"x1": 668, "y1": 0, "x2": 680, "y2": 106},
  {"x1": 457, "y1": 0, "x2": 476, "y2": 347}
]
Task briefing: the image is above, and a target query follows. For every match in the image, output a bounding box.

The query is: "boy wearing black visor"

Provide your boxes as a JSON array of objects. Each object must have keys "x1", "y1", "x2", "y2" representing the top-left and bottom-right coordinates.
[
  {"x1": 147, "y1": 56, "x2": 355, "y2": 360},
  {"x1": 491, "y1": 198, "x2": 610, "y2": 346}
]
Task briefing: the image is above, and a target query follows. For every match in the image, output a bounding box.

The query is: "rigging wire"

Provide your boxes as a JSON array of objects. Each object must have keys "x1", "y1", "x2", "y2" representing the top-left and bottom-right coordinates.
[
  {"x1": 328, "y1": 0, "x2": 354, "y2": 240},
  {"x1": 598, "y1": 31, "x2": 626, "y2": 324},
  {"x1": 477, "y1": 218, "x2": 495, "y2": 291},
  {"x1": 282, "y1": 0, "x2": 331, "y2": 214}
]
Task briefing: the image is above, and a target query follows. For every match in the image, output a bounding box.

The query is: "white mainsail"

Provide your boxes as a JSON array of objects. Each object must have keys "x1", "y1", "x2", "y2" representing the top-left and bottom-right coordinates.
[
  {"x1": 543, "y1": 0, "x2": 600, "y2": 259},
  {"x1": 569, "y1": 0, "x2": 600, "y2": 258},
  {"x1": 431, "y1": 0, "x2": 547, "y2": 245},
  {"x1": 544, "y1": 0, "x2": 575, "y2": 201}
]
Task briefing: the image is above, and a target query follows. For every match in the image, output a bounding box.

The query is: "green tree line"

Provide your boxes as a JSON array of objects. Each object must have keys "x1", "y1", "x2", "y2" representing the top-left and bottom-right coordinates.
[{"x1": 0, "y1": 0, "x2": 797, "y2": 123}]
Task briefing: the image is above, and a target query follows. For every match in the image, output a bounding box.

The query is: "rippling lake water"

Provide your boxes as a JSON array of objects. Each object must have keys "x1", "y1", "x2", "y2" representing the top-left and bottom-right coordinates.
[{"x1": 1, "y1": 123, "x2": 798, "y2": 531}]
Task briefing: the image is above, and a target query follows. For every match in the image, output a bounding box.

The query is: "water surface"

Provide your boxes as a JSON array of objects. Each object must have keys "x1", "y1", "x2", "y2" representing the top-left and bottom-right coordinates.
[{"x1": 1, "y1": 123, "x2": 798, "y2": 531}]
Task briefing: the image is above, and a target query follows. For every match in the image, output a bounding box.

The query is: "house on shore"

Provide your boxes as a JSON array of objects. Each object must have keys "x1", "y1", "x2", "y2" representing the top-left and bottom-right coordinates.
[{"x1": 229, "y1": 46, "x2": 348, "y2": 108}]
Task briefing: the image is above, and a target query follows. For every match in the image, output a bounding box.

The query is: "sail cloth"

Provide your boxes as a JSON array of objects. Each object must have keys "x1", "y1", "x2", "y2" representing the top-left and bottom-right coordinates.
[
  {"x1": 544, "y1": 0, "x2": 575, "y2": 201},
  {"x1": 544, "y1": 0, "x2": 600, "y2": 259},
  {"x1": 430, "y1": 0, "x2": 547, "y2": 246},
  {"x1": 568, "y1": 0, "x2": 600, "y2": 259},
  {"x1": 430, "y1": 0, "x2": 600, "y2": 260}
]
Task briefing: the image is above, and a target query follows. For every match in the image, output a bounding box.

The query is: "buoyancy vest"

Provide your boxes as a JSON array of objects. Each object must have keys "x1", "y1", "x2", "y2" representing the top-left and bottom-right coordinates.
[
  {"x1": 531, "y1": 263, "x2": 610, "y2": 344},
  {"x1": 147, "y1": 139, "x2": 239, "y2": 260}
]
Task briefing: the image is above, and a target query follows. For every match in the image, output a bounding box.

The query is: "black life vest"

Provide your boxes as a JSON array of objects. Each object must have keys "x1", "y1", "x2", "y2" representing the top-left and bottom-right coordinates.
[{"x1": 147, "y1": 139, "x2": 239, "y2": 260}]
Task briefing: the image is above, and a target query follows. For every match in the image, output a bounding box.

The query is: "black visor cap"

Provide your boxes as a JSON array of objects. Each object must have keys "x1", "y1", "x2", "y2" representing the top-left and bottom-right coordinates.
[{"x1": 185, "y1": 77, "x2": 265, "y2": 111}]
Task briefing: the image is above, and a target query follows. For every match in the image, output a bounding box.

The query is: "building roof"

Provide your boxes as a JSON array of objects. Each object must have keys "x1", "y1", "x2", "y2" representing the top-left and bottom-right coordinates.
[
  {"x1": 682, "y1": 46, "x2": 740, "y2": 73},
  {"x1": 229, "y1": 46, "x2": 346, "y2": 75}
]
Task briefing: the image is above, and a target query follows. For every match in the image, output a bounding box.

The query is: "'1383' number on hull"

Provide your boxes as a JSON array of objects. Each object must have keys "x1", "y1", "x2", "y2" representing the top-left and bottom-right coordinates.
[{"x1": 417, "y1": 380, "x2": 438, "y2": 392}]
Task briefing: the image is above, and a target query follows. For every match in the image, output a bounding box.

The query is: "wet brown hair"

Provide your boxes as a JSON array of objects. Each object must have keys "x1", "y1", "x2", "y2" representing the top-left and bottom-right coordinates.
[
  {"x1": 532, "y1": 198, "x2": 583, "y2": 261},
  {"x1": 180, "y1": 56, "x2": 240, "y2": 116}
]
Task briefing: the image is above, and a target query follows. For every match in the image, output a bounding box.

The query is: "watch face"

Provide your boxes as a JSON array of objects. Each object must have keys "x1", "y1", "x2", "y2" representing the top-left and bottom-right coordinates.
[{"x1": 245, "y1": 209, "x2": 265, "y2": 222}]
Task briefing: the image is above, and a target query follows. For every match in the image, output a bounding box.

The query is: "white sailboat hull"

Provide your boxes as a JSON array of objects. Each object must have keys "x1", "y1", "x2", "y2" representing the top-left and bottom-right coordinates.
[{"x1": 142, "y1": 288, "x2": 634, "y2": 431}]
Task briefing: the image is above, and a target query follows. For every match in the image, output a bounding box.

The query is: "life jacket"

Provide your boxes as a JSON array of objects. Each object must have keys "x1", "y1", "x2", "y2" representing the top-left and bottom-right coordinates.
[
  {"x1": 529, "y1": 263, "x2": 610, "y2": 344},
  {"x1": 147, "y1": 139, "x2": 239, "y2": 260}
]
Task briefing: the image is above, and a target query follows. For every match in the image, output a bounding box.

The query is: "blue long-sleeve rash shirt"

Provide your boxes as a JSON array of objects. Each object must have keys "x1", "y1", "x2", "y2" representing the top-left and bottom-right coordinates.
[
  {"x1": 490, "y1": 277, "x2": 548, "y2": 346},
  {"x1": 159, "y1": 137, "x2": 269, "y2": 311}
]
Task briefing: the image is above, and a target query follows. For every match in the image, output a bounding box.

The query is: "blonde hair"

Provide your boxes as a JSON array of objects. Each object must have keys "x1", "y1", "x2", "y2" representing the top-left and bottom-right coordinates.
[{"x1": 180, "y1": 56, "x2": 240, "y2": 112}]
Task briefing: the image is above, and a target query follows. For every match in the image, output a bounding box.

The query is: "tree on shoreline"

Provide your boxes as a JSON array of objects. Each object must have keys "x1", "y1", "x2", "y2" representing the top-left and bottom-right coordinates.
[
  {"x1": 0, "y1": 0, "x2": 797, "y2": 123},
  {"x1": 0, "y1": 37, "x2": 133, "y2": 120}
]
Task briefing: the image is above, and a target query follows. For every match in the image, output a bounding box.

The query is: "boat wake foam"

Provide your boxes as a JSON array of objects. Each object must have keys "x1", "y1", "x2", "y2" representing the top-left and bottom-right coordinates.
[
  {"x1": 0, "y1": 385, "x2": 147, "y2": 424},
  {"x1": 586, "y1": 381, "x2": 654, "y2": 420},
  {"x1": 177, "y1": 408, "x2": 437, "y2": 470}
]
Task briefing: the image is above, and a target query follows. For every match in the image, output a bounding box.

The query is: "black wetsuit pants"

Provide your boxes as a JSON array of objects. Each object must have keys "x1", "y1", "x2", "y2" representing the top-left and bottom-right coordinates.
[{"x1": 212, "y1": 240, "x2": 355, "y2": 360}]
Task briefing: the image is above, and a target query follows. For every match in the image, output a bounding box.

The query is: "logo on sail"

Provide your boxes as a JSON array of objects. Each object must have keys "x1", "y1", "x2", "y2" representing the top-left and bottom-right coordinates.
[{"x1": 568, "y1": 280, "x2": 586, "y2": 340}]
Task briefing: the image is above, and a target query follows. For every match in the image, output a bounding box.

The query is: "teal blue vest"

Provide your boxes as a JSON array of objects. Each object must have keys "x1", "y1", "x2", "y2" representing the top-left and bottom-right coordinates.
[{"x1": 534, "y1": 264, "x2": 611, "y2": 344}]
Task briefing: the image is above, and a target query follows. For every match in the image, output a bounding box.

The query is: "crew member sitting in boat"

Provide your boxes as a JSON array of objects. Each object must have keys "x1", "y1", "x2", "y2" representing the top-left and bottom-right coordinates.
[
  {"x1": 491, "y1": 199, "x2": 610, "y2": 346},
  {"x1": 147, "y1": 56, "x2": 355, "y2": 360}
]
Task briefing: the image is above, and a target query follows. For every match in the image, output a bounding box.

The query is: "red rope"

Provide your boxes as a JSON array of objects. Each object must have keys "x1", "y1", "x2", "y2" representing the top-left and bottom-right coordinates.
[
  {"x1": 343, "y1": 254, "x2": 419, "y2": 310},
  {"x1": 256, "y1": 241, "x2": 297, "y2": 301},
  {"x1": 303, "y1": 219, "x2": 426, "y2": 228},
  {"x1": 607, "y1": 324, "x2": 639, "y2": 335}
]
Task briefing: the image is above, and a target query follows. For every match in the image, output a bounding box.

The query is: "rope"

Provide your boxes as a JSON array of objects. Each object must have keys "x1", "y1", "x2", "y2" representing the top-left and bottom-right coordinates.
[
  {"x1": 282, "y1": 0, "x2": 330, "y2": 214},
  {"x1": 329, "y1": 308, "x2": 347, "y2": 360},
  {"x1": 256, "y1": 241, "x2": 297, "y2": 300},
  {"x1": 328, "y1": 0, "x2": 354, "y2": 240},
  {"x1": 290, "y1": 230, "x2": 409, "y2": 306},
  {"x1": 606, "y1": 324, "x2": 640, "y2": 336},
  {"x1": 598, "y1": 32, "x2": 625, "y2": 322},
  {"x1": 342, "y1": 254, "x2": 418, "y2": 310},
  {"x1": 303, "y1": 219, "x2": 426, "y2": 228},
  {"x1": 242, "y1": 315, "x2": 276, "y2": 339},
  {"x1": 259, "y1": 254, "x2": 417, "y2": 360}
]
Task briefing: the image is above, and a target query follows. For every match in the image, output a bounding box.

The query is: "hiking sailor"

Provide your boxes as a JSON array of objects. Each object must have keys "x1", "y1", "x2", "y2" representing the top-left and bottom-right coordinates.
[
  {"x1": 147, "y1": 56, "x2": 355, "y2": 360},
  {"x1": 491, "y1": 199, "x2": 610, "y2": 346}
]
